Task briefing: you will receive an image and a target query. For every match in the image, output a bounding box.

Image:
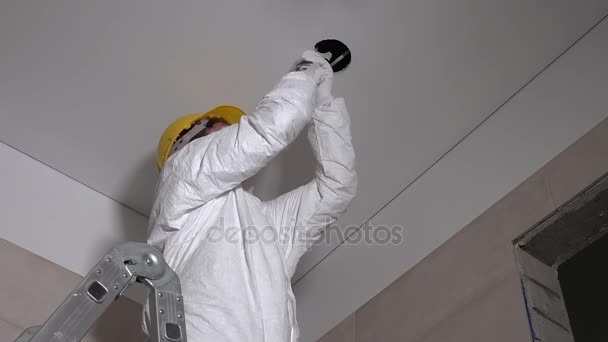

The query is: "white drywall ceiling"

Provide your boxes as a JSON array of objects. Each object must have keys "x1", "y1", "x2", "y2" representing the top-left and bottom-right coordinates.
[
  {"x1": 296, "y1": 16, "x2": 608, "y2": 340},
  {"x1": 1, "y1": 0, "x2": 607, "y2": 298}
]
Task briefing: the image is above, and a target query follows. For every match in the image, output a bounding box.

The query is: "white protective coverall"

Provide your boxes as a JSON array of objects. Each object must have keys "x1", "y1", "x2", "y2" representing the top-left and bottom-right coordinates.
[{"x1": 144, "y1": 52, "x2": 357, "y2": 342}]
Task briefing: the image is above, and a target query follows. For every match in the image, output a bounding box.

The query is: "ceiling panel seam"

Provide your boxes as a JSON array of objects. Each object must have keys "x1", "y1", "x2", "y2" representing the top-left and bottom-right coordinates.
[
  {"x1": 292, "y1": 12, "x2": 608, "y2": 286},
  {"x1": 0, "y1": 139, "x2": 149, "y2": 219}
]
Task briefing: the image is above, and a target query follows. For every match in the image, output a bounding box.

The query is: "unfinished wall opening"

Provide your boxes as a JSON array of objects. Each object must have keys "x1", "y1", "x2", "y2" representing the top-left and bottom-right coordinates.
[{"x1": 514, "y1": 171, "x2": 608, "y2": 342}]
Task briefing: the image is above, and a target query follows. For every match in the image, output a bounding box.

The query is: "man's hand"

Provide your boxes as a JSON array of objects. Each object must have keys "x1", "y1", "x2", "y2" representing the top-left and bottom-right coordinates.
[
  {"x1": 294, "y1": 51, "x2": 334, "y2": 107},
  {"x1": 294, "y1": 60, "x2": 313, "y2": 71}
]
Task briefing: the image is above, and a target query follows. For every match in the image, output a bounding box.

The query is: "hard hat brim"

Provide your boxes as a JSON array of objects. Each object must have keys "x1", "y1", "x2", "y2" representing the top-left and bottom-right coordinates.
[{"x1": 156, "y1": 105, "x2": 246, "y2": 171}]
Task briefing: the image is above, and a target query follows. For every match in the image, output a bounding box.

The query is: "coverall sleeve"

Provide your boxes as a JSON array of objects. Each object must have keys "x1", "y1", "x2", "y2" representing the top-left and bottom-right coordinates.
[
  {"x1": 151, "y1": 70, "x2": 319, "y2": 233},
  {"x1": 264, "y1": 98, "x2": 357, "y2": 278}
]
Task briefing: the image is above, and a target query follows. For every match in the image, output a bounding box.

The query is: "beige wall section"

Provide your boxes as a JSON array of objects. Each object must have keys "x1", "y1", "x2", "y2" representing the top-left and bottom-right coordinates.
[
  {"x1": 319, "y1": 117, "x2": 608, "y2": 342},
  {"x1": 0, "y1": 238, "x2": 144, "y2": 342}
]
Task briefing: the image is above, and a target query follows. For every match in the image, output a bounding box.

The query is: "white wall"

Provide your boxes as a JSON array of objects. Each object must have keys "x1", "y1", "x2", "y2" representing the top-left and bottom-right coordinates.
[
  {"x1": 294, "y1": 15, "x2": 608, "y2": 342},
  {"x1": 0, "y1": 142, "x2": 148, "y2": 277}
]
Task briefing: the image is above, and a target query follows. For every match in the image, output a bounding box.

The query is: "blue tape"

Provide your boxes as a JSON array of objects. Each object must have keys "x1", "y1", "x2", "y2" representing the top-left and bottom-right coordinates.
[{"x1": 520, "y1": 276, "x2": 537, "y2": 341}]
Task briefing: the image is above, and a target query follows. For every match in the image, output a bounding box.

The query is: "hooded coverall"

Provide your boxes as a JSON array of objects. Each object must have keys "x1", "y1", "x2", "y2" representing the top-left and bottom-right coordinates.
[{"x1": 144, "y1": 52, "x2": 357, "y2": 341}]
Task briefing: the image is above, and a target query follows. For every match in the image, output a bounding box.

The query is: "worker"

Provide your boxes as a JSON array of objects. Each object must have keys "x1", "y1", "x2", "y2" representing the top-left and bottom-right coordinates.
[{"x1": 143, "y1": 50, "x2": 357, "y2": 341}]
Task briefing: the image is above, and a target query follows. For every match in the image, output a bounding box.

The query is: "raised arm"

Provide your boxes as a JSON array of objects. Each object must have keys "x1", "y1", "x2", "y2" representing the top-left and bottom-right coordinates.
[
  {"x1": 150, "y1": 56, "x2": 332, "y2": 234},
  {"x1": 264, "y1": 97, "x2": 357, "y2": 278}
]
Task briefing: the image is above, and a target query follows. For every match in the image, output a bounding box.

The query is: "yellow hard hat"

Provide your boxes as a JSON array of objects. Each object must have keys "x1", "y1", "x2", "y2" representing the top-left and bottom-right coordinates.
[{"x1": 156, "y1": 105, "x2": 246, "y2": 171}]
